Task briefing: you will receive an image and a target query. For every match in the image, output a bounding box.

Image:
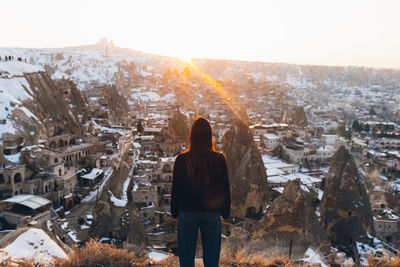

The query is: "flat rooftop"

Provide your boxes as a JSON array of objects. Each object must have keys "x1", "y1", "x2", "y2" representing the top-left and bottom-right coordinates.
[{"x1": 1, "y1": 194, "x2": 51, "y2": 210}]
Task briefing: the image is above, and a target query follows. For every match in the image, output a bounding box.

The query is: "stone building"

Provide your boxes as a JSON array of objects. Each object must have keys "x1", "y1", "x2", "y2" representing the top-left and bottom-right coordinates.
[
  {"x1": 373, "y1": 208, "x2": 400, "y2": 243},
  {"x1": 0, "y1": 165, "x2": 26, "y2": 199},
  {"x1": 131, "y1": 182, "x2": 158, "y2": 224}
]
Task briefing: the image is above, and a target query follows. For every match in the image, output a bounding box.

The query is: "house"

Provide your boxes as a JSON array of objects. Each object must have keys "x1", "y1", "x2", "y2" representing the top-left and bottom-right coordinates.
[
  {"x1": 250, "y1": 123, "x2": 291, "y2": 138},
  {"x1": 0, "y1": 194, "x2": 52, "y2": 225},
  {"x1": 373, "y1": 208, "x2": 400, "y2": 243},
  {"x1": 263, "y1": 133, "x2": 282, "y2": 150},
  {"x1": 283, "y1": 144, "x2": 334, "y2": 163},
  {"x1": 79, "y1": 168, "x2": 104, "y2": 187},
  {"x1": 131, "y1": 182, "x2": 158, "y2": 224},
  {"x1": 137, "y1": 135, "x2": 155, "y2": 152}
]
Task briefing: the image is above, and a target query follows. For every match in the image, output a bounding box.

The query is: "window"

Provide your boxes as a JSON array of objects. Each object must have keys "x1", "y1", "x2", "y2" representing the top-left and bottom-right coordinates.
[
  {"x1": 0, "y1": 174, "x2": 4, "y2": 184},
  {"x1": 14, "y1": 173, "x2": 22, "y2": 183}
]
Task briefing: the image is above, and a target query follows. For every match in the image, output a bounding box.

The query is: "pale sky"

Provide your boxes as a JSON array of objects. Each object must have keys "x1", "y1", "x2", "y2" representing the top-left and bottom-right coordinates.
[{"x1": 1, "y1": 0, "x2": 400, "y2": 68}]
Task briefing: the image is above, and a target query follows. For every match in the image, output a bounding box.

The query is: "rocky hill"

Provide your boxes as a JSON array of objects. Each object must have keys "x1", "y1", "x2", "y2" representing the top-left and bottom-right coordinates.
[
  {"x1": 0, "y1": 61, "x2": 88, "y2": 164},
  {"x1": 320, "y1": 146, "x2": 375, "y2": 261}
]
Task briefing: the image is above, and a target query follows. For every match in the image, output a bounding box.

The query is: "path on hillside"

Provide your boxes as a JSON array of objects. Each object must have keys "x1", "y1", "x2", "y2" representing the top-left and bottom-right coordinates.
[{"x1": 57, "y1": 131, "x2": 134, "y2": 242}]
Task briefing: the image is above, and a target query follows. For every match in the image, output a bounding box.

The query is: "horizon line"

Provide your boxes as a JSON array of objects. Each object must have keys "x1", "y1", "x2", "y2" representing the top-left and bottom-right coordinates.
[{"x1": 1, "y1": 41, "x2": 399, "y2": 71}]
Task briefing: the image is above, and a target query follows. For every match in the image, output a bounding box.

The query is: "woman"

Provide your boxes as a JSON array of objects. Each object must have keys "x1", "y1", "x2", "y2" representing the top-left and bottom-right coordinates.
[{"x1": 171, "y1": 116, "x2": 231, "y2": 267}]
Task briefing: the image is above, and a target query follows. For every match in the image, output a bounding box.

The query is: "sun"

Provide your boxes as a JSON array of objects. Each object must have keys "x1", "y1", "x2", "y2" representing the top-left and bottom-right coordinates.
[{"x1": 177, "y1": 54, "x2": 192, "y2": 63}]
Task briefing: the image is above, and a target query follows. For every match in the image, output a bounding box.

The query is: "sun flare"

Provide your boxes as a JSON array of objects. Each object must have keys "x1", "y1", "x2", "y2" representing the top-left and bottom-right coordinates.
[{"x1": 177, "y1": 54, "x2": 192, "y2": 63}]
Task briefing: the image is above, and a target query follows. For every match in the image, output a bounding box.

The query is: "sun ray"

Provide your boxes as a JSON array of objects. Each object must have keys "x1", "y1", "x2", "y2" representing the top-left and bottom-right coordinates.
[{"x1": 178, "y1": 59, "x2": 248, "y2": 126}]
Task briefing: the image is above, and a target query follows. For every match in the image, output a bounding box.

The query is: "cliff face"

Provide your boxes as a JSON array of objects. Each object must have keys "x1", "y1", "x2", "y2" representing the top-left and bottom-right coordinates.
[
  {"x1": 320, "y1": 146, "x2": 374, "y2": 249},
  {"x1": 0, "y1": 62, "x2": 88, "y2": 140},
  {"x1": 0, "y1": 62, "x2": 89, "y2": 164},
  {"x1": 221, "y1": 120, "x2": 268, "y2": 218},
  {"x1": 53, "y1": 78, "x2": 90, "y2": 122},
  {"x1": 23, "y1": 72, "x2": 88, "y2": 136},
  {"x1": 0, "y1": 63, "x2": 44, "y2": 147}
]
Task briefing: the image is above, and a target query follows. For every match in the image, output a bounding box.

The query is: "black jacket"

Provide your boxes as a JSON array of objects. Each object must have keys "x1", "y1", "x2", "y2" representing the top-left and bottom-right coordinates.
[{"x1": 170, "y1": 151, "x2": 231, "y2": 219}]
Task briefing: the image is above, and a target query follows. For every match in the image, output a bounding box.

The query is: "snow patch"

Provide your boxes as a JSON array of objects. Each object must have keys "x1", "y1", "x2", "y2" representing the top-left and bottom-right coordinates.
[
  {"x1": 302, "y1": 247, "x2": 327, "y2": 267},
  {"x1": 149, "y1": 250, "x2": 170, "y2": 262},
  {"x1": 2, "y1": 228, "x2": 67, "y2": 261}
]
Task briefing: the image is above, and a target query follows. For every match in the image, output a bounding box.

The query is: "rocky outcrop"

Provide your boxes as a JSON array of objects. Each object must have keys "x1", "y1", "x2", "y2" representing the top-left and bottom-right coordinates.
[
  {"x1": 320, "y1": 146, "x2": 374, "y2": 251},
  {"x1": 166, "y1": 108, "x2": 190, "y2": 145},
  {"x1": 54, "y1": 78, "x2": 89, "y2": 122},
  {"x1": 23, "y1": 72, "x2": 86, "y2": 136},
  {"x1": 0, "y1": 62, "x2": 89, "y2": 162},
  {"x1": 89, "y1": 190, "x2": 147, "y2": 251},
  {"x1": 223, "y1": 180, "x2": 328, "y2": 259},
  {"x1": 258, "y1": 180, "x2": 325, "y2": 237},
  {"x1": 101, "y1": 84, "x2": 130, "y2": 125},
  {"x1": 221, "y1": 119, "x2": 268, "y2": 218},
  {"x1": 291, "y1": 106, "x2": 307, "y2": 128},
  {"x1": 255, "y1": 180, "x2": 326, "y2": 254}
]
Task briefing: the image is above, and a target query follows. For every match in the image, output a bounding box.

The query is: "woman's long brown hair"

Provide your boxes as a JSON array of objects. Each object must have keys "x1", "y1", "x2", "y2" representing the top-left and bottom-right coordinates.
[{"x1": 185, "y1": 117, "x2": 216, "y2": 185}]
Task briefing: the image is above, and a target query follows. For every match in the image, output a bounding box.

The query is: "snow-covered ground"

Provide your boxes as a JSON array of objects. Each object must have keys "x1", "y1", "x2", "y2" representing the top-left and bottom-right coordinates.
[
  {"x1": 0, "y1": 42, "x2": 179, "y2": 90},
  {"x1": 2, "y1": 228, "x2": 68, "y2": 261},
  {"x1": 109, "y1": 161, "x2": 135, "y2": 207},
  {"x1": 82, "y1": 167, "x2": 113, "y2": 203},
  {"x1": 0, "y1": 61, "x2": 42, "y2": 142},
  {"x1": 148, "y1": 250, "x2": 170, "y2": 262}
]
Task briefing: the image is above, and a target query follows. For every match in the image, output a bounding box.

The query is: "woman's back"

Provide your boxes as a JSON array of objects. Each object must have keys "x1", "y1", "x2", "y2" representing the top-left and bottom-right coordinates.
[
  {"x1": 170, "y1": 116, "x2": 230, "y2": 267},
  {"x1": 171, "y1": 150, "x2": 230, "y2": 220}
]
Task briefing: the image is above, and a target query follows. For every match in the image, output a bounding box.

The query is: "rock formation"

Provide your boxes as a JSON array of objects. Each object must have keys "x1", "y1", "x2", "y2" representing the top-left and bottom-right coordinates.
[
  {"x1": 0, "y1": 62, "x2": 89, "y2": 162},
  {"x1": 166, "y1": 107, "x2": 190, "y2": 145},
  {"x1": 89, "y1": 189, "x2": 147, "y2": 250},
  {"x1": 223, "y1": 180, "x2": 328, "y2": 259},
  {"x1": 255, "y1": 180, "x2": 327, "y2": 254},
  {"x1": 319, "y1": 146, "x2": 374, "y2": 253},
  {"x1": 291, "y1": 106, "x2": 307, "y2": 128},
  {"x1": 221, "y1": 119, "x2": 268, "y2": 218},
  {"x1": 101, "y1": 84, "x2": 130, "y2": 125},
  {"x1": 23, "y1": 72, "x2": 87, "y2": 136},
  {"x1": 54, "y1": 78, "x2": 90, "y2": 122}
]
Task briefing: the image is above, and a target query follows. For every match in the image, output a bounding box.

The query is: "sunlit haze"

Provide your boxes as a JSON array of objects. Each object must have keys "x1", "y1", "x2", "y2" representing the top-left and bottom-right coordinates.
[{"x1": 2, "y1": 0, "x2": 400, "y2": 68}]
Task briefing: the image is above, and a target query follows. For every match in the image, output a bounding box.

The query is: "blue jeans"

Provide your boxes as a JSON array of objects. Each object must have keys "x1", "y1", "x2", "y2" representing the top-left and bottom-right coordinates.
[{"x1": 178, "y1": 211, "x2": 221, "y2": 267}]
